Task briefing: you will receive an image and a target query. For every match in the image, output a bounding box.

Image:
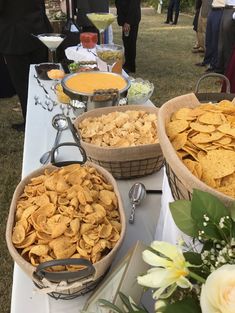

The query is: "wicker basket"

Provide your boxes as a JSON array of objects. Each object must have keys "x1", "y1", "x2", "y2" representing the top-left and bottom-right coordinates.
[
  {"x1": 6, "y1": 161, "x2": 126, "y2": 299},
  {"x1": 73, "y1": 105, "x2": 164, "y2": 179},
  {"x1": 158, "y1": 92, "x2": 235, "y2": 206}
]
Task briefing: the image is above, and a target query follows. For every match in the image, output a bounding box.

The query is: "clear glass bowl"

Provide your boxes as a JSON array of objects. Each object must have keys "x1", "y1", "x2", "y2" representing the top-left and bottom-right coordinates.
[
  {"x1": 96, "y1": 44, "x2": 124, "y2": 66},
  {"x1": 127, "y1": 77, "x2": 154, "y2": 104}
]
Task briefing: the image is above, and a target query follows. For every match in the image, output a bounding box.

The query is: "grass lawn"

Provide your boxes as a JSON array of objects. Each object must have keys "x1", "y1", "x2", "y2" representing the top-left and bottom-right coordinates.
[{"x1": 0, "y1": 10, "x2": 222, "y2": 313}]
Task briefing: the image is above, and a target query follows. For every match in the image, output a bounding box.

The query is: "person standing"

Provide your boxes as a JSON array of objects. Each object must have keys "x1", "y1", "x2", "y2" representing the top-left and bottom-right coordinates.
[
  {"x1": 164, "y1": 0, "x2": 181, "y2": 25},
  {"x1": 216, "y1": 0, "x2": 235, "y2": 73},
  {"x1": 196, "y1": 0, "x2": 225, "y2": 71},
  {"x1": 192, "y1": 0, "x2": 202, "y2": 50},
  {"x1": 0, "y1": 0, "x2": 52, "y2": 131},
  {"x1": 115, "y1": 0, "x2": 141, "y2": 74},
  {"x1": 193, "y1": 0, "x2": 212, "y2": 53}
]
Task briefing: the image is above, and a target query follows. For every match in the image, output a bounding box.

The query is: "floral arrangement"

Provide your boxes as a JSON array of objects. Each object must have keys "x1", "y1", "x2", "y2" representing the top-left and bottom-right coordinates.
[{"x1": 100, "y1": 189, "x2": 235, "y2": 313}]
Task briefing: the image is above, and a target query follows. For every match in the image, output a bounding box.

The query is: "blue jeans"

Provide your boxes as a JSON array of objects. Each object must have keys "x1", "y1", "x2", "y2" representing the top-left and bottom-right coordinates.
[{"x1": 203, "y1": 8, "x2": 223, "y2": 69}]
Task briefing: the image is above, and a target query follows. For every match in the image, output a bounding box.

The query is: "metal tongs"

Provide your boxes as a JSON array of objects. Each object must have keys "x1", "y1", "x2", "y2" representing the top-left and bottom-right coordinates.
[{"x1": 128, "y1": 182, "x2": 146, "y2": 224}]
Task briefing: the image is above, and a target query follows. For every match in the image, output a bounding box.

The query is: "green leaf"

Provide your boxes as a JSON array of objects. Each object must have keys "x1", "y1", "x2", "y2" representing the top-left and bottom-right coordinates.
[
  {"x1": 200, "y1": 222, "x2": 222, "y2": 241},
  {"x1": 130, "y1": 302, "x2": 149, "y2": 313},
  {"x1": 229, "y1": 202, "x2": 235, "y2": 222},
  {"x1": 231, "y1": 222, "x2": 235, "y2": 239},
  {"x1": 183, "y1": 252, "x2": 207, "y2": 279},
  {"x1": 184, "y1": 252, "x2": 202, "y2": 266},
  {"x1": 99, "y1": 299, "x2": 124, "y2": 313},
  {"x1": 191, "y1": 189, "x2": 229, "y2": 222},
  {"x1": 163, "y1": 297, "x2": 201, "y2": 313},
  {"x1": 169, "y1": 200, "x2": 199, "y2": 237},
  {"x1": 118, "y1": 292, "x2": 135, "y2": 312}
]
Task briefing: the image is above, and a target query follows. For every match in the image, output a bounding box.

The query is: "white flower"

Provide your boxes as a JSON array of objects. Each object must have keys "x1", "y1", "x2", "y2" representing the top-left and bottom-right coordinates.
[
  {"x1": 155, "y1": 300, "x2": 166, "y2": 313},
  {"x1": 137, "y1": 241, "x2": 192, "y2": 299},
  {"x1": 200, "y1": 264, "x2": 235, "y2": 313},
  {"x1": 219, "y1": 217, "x2": 225, "y2": 228},
  {"x1": 203, "y1": 214, "x2": 209, "y2": 221}
]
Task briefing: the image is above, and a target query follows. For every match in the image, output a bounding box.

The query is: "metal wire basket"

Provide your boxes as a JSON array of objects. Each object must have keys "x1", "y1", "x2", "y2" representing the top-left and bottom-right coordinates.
[
  {"x1": 74, "y1": 105, "x2": 164, "y2": 179},
  {"x1": 6, "y1": 145, "x2": 126, "y2": 300},
  {"x1": 157, "y1": 80, "x2": 235, "y2": 206}
]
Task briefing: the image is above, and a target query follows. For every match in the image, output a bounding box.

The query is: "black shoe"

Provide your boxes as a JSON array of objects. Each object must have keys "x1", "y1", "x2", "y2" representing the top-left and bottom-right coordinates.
[
  {"x1": 172, "y1": 22, "x2": 177, "y2": 25},
  {"x1": 195, "y1": 62, "x2": 206, "y2": 67},
  {"x1": 12, "y1": 122, "x2": 25, "y2": 132},
  {"x1": 164, "y1": 21, "x2": 170, "y2": 24}
]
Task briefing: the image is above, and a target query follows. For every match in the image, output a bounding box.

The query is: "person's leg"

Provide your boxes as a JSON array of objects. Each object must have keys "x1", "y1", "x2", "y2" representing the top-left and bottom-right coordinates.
[
  {"x1": 122, "y1": 24, "x2": 139, "y2": 73},
  {"x1": 0, "y1": 55, "x2": 15, "y2": 98},
  {"x1": 196, "y1": 8, "x2": 205, "y2": 52},
  {"x1": 216, "y1": 8, "x2": 235, "y2": 73},
  {"x1": 173, "y1": 0, "x2": 180, "y2": 24},
  {"x1": 4, "y1": 45, "x2": 48, "y2": 124},
  {"x1": 200, "y1": 16, "x2": 207, "y2": 51},
  {"x1": 203, "y1": 10, "x2": 213, "y2": 65},
  {"x1": 165, "y1": 0, "x2": 174, "y2": 23},
  {"x1": 4, "y1": 54, "x2": 30, "y2": 123},
  {"x1": 210, "y1": 9, "x2": 223, "y2": 70}
]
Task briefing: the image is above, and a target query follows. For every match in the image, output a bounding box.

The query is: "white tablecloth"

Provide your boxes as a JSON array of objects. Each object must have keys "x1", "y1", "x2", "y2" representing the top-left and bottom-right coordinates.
[{"x1": 10, "y1": 65, "x2": 180, "y2": 313}]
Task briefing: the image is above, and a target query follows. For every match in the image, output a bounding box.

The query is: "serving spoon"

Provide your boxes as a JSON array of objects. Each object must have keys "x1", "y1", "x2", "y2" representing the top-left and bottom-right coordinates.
[
  {"x1": 39, "y1": 114, "x2": 68, "y2": 165},
  {"x1": 128, "y1": 182, "x2": 146, "y2": 224}
]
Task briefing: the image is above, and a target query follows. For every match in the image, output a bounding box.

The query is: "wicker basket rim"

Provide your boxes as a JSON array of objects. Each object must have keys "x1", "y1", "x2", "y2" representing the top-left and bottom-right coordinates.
[
  {"x1": 73, "y1": 104, "x2": 162, "y2": 164},
  {"x1": 80, "y1": 140, "x2": 160, "y2": 151},
  {"x1": 158, "y1": 92, "x2": 234, "y2": 204},
  {"x1": 6, "y1": 161, "x2": 126, "y2": 283}
]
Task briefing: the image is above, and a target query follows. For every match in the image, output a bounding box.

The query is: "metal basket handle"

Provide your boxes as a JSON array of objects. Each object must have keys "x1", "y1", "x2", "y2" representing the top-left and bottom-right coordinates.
[
  {"x1": 195, "y1": 73, "x2": 231, "y2": 94},
  {"x1": 33, "y1": 258, "x2": 95, "y2": 282},
  {"x1": 51, "y1": 142, "x2": 87, "y2": 166}
]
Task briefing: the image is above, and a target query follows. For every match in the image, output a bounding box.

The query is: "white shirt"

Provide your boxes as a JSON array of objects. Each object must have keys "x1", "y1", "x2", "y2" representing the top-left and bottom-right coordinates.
[{"x1": 212, "y1": 0, "x2": 225, "y2": 7}]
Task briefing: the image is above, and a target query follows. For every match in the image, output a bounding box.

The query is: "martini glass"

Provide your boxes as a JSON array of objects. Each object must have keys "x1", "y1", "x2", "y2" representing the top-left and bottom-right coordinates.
[
  {"x1": 86, "y1": 13, "x2": 116, "y2": 44},
  {"x1": 96, "y1": 44, "x2": 124, "y2": 72},
  {"x1": 37, "y1": 33, "x2": 66, "y2": 63}
]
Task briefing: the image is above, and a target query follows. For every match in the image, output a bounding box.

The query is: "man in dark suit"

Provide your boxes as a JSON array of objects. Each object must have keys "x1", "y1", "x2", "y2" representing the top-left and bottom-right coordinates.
[
  {"x1": 0, "y1": 0, "x2": 52, "y2": 131},
  {"x1": 115, "y1": 0, "x2": 141, "y2": 73}
]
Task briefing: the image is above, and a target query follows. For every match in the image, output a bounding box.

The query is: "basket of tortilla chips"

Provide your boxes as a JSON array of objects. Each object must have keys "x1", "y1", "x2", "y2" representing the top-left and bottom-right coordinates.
[
  {"x1": 6, "y1": 160, "x2": 126, "y2": 299},
  {"x1": 73, "y1": 105, "x2": 164, "y2": 179},
  {"x1": 158, "y1": 92, "x2": 235, "y2": 206}
]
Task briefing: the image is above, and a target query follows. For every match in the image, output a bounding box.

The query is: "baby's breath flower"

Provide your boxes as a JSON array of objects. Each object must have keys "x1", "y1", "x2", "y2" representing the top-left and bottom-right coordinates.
[
  {"x1": 203, "y1": 214, "x2": 209, "y2": 221},
  {"x1": 219, "y1": 218, "x2": 225, "y2": 229}
]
